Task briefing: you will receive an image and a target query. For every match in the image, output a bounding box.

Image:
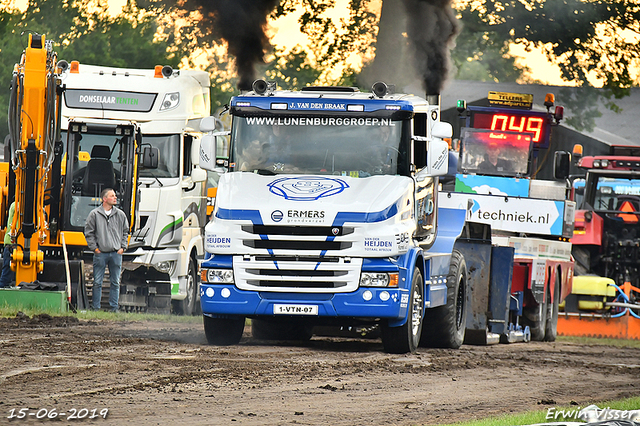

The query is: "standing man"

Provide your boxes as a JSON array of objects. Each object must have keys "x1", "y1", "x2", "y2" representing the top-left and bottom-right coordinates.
[
  {"x1": 84, "y1": 188, "x2": 129, "y2": 312},
  {"x1": 0, "y1": 201, "x2": 15, "y2": 287}
]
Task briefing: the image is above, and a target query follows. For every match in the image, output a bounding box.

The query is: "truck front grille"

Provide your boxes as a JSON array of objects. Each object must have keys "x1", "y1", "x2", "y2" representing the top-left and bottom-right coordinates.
[
  {"x1": 233, "y1": 255, "x2": 361, "y2": 293},
  {"x1": 242, "y1": 225, "x2": 354, "y2": 237},
  {"x1": 244, "y1": 240, "x2": 352, "y2": 250},
  {"x1": 240, "y1": 225, "x2": 355, "y2": 253}
]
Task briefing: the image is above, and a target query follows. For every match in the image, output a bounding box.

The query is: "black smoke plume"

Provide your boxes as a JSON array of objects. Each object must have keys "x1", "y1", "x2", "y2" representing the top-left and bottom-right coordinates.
[
  {"x1": 402, "y1": 0, "x2": 459, "y2": 95},
  {"x1": 193, "y1": 0, "x2": 280, "y2": 90}
]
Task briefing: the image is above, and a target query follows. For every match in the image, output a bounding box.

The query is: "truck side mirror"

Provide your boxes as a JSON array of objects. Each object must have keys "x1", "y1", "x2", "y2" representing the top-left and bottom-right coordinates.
[
  {"x1": 190, "y1": 167, "x2": 207, "y2": 183},
  {"x1": 199, "y1": 134, "x2": 216, "y2": 171},
  {"x1": 426, "y1": 138, "x2": 450, "y2": 178},
  {"x1": 553, "y1": 151, "x2": 570, "y2": 180},
  {"x1": 142, "y1": 146, "x2": 159, "y2": 169},
  {"x1": 200, "y1": 133, "x2": 229, "y2": 172},
  {"x1": 200, "y1": 116, "x2": 223, "y2": 133},
  {"x1": 431, "y1": 122, "x2": 453, "y2": 139}
]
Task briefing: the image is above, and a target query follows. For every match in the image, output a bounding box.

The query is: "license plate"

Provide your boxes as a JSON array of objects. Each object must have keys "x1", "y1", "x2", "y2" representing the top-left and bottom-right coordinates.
[{"x1": 273, "y1": 304, "x2": 318, "y2": 315}]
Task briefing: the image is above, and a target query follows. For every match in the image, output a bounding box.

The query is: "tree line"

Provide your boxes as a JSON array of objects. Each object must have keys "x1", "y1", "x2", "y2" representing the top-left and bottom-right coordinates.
[{"x1": 1, "y1": 0, "x2": 638, "y2": 137}]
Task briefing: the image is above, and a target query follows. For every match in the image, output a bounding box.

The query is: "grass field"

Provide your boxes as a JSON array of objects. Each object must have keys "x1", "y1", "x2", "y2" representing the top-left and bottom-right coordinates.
[
  {"x1": 0, "y1": 304, "x2": 202, "y2": 323},
  {"x1": 441, "y1": 396, "x2": 640, "y2": 426}
]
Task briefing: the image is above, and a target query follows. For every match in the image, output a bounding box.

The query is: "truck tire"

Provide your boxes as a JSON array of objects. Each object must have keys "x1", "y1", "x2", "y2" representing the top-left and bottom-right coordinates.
[
  {"x1": 420, "y1": 250, "x2": 467, "y2": 349},
  {"x1": 573, "y1": 246, "x2": 591, "y2": 276},
  {"x1": 381, "y1": 267, "x2": 424, "y2": 354},
  {"x1": 522, "y1": 296, "x2": 548, "y2": 342},
  {"x1": 173, "y1": 257, "x2": 198, "y2": 316},
  {"x1": 251, "y1": 319, "x2": 313, "y2": 341},
  {"x1": 544, "y1": 274, "x2": 560, "y2": 342},
  {"x1": 203, "y1": 314, "x2": 245, "y2": 345}
]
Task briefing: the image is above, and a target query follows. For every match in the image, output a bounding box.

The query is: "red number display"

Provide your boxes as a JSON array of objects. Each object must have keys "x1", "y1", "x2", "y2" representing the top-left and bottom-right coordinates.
[{"x1": 472, "y1": 112, "x2": 547, "y2": 144}]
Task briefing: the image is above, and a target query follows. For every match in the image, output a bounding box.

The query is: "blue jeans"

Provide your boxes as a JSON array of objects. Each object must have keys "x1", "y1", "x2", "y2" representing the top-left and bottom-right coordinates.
[
  {"x1": 0, "y1": 246, "x2": 14, "y2": 288},
  {"x1": 92, "y1": 252, "x2": 122, "y2": 311}
]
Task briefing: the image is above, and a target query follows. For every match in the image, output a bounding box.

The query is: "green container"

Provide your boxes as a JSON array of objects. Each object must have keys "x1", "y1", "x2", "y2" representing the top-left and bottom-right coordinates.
[{"x1": 0, "y1": 288, "x2": 67, "y2": 313}]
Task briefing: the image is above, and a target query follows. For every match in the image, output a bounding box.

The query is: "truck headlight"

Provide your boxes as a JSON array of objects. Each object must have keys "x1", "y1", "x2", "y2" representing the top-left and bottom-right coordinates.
[
  {"x1": 360, "y1": 272, "x2": 399, "y2": 287},
  {"x1": 160, "y1": 92, "x2": 180, "y2": 111},
  {"x1": 200, "y1": 268, "x2": 234, "y2": 284},
  {"x1": 155, "y1": 260, "x2": 176, "y2": 275}
]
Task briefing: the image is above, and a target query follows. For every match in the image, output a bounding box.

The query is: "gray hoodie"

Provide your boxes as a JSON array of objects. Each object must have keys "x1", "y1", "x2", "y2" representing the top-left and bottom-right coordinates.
[{"x1": 84, "y1": 206, "x2": 129, "y2": 253}]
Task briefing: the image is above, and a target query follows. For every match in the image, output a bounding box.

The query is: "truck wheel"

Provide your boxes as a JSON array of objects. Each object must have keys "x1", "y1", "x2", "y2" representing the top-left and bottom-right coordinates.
[
  {"x1": 203, "y1": 315, "x2": 245, "y2": 345},
  {"x1": 173, "y1": 257, "x2": 198, "y2": 316},
  {"x1": 522, "y1": 295, "x2": 548, "y2": 342},
  {"x1": 420, "y1": 250, "x2": 468, "y2": 349},
  {"x1": 381, "y1": 267, "x2": 424, "y2": 354},
  {"x1": 544, "y1": 274, "x2": 560, "y2": 342},
  {"x1": 252, "y1": 319, "x2": 313, "y2": 341},
  {"x1": 573, "y1": 247, "x2": 591, "y2": 275}
]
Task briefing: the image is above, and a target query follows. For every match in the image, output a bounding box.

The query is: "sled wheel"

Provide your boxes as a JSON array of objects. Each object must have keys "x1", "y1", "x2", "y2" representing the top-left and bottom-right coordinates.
[
  {"x1": 544, "y1": 272, "x2": 560, "y2": 342},
  {"x1": 523, "y1": 285, "x2": 548, "y2": 342}
]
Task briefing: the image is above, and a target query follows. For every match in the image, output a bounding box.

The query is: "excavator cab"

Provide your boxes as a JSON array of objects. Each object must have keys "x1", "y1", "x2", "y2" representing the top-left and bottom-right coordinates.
[{"x1": 63, "y1": 122, "x2": 137, "y2": 231}]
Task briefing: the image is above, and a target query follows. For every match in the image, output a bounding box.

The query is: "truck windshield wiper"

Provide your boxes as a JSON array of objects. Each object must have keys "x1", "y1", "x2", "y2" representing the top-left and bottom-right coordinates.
[
  {"x1": 255, "y1": 169, "x2": 277, "y2": 176},
  {"x1": 141, "y1": 171, "x2": 164, "y2": 187}
]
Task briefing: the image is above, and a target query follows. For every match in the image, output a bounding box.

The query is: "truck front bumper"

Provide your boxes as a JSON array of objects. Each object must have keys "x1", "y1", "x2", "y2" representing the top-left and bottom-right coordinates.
[{"x1": 199, "y1": 283, "x2": 409, "y2": 320}]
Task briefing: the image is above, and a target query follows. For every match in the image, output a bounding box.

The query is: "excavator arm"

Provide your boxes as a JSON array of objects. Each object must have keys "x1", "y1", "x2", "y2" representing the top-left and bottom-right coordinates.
[{"x1": 7, "y1": 33, "x2": 63, "y2": 285}]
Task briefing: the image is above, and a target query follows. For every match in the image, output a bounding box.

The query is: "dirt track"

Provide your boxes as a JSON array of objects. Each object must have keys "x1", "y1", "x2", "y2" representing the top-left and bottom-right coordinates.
[{"x1": 2, "y1": 314, "x2": 640, "y2": 425}]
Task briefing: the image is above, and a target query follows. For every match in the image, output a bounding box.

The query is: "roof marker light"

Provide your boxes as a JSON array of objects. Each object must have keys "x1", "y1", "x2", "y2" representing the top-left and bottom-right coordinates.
[
  {"x1": 236, "y1": 101, "x2": 251, "y2": 107},
  {"x1": 544, "y1": 93, "x2": 555, "y2": 107},
  {"x1": 271, "y1": 103, "x2": 288, "y2": 110},
  {"x1": 347, "y1": 104, "x2": 364, "y2": 112},
  {"x1": 154, "y1": 65, "x2": 163, "y2": 78},
  {"x1": 70, "y1": 61, "x2": 79, "y2": 73},
  {"x1": 385, "y1": 105, "x2": 401, "y2": 110}
]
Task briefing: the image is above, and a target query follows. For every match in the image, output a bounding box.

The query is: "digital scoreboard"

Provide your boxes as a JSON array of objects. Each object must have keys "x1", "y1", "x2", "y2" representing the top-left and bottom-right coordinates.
[{"x1": 469, "y1": 107, "x2": 551, "y2": 149}]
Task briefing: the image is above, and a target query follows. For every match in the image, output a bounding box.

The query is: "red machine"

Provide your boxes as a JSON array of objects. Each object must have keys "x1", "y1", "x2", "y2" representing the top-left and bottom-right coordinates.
[{"x1": 559, "y1": 145, "x2": 640, "y2": 339}]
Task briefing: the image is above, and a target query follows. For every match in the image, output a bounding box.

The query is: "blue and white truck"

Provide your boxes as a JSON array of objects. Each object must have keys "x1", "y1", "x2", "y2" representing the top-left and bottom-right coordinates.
[{"x1": 196, "y1": 82, "x2": 570, "y2": 353}]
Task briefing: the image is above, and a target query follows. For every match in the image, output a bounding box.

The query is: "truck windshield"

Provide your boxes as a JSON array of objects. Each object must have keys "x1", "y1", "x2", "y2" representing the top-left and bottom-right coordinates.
[
  {"x1": 590, "y1": 177, "x2": 640, "y2": 215},
  {"x1": 458, "y1": 128, "x2": 532, "y2": 177},
  {"x1": 138, "y1": 134, "x2": 180, "y2": 178},
  {"x1": 230, "y1": 116, "x2": 403, "y2": 177}
]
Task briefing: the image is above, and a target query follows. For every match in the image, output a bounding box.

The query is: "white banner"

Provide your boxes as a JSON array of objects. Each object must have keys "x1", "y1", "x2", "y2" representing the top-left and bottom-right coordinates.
[{"x1": 439, "y1": 192, "x2": 565, "y2": 236}]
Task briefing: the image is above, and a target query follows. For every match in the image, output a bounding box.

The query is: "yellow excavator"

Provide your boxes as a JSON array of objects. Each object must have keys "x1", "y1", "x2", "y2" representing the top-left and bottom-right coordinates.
[{"x1": 2, "y1": 33, "x2": 141, "y2": 309}]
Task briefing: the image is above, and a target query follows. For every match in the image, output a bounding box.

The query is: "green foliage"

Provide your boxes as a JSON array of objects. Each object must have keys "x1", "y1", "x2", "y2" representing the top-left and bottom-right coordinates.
[
  {"x1": 559, "y1": 86, "x2": 603, "y2": 132},
  {"x1": 0, "y1": 0, "x2": 179, "y2": 138},
  {"x1": 265, "y1": 46, "x2": 322, "y2": 90},
  {"x1": 459, "y1": 0, "x2": 640, "y2": 130},
  {"x1": 452, "y1": 6, "x2": 528, "y2": 83},
  {"x1": 145, "y1": 0, "x2": 373, "y2": 91}
]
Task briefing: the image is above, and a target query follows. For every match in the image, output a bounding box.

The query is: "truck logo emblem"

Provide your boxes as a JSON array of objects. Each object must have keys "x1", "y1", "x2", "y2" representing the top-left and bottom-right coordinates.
[
  {"x1": 332, "y1": 228, "x2": 339, "y2": 236},
  {"x1": 271, "y1": 210, "x2": 284, "y2": 222},
  {"x1": 267, "y1": 177, "x2": 349, "y2": 201}
]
